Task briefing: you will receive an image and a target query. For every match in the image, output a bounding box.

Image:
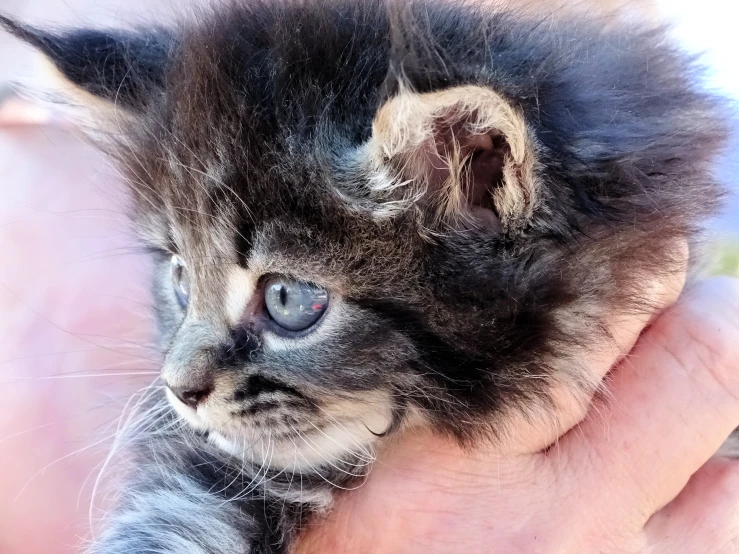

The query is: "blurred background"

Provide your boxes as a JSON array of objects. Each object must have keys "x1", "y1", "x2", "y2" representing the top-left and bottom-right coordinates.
[{"x1": 0, "y1": 0, "x2": 737, "y2": 552}]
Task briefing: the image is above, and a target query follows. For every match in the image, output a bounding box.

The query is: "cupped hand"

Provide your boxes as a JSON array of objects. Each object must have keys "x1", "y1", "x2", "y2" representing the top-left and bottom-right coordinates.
[{"x1": 296, "y1": 261, "x2": 739, "y2": 553}]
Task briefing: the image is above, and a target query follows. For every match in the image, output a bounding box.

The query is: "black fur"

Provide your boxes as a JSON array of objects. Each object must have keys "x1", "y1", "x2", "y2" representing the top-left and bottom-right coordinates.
[{"x1": 0, "y1": 15, "x2": 170, "y2": 111}]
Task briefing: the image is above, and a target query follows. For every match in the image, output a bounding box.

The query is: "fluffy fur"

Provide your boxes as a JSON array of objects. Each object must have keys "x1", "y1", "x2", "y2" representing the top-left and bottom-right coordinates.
[{"x1": 1, "y1": 1, "x2": 729, "y2": 552}]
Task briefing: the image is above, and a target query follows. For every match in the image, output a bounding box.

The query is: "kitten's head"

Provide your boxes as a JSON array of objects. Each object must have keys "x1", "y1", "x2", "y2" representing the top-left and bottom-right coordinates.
[{"x1": 2, "y1": 1, "x2": 728, "y2": 471}]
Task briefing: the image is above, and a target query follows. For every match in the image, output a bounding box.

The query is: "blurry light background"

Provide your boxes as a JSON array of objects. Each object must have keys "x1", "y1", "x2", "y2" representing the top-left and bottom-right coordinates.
[
  {"x1": 0, "y1": 0, "x2": 736, "y2": 552},
  {"x1": 656, "y1": 0, "x2": 739, "y2": 275}
]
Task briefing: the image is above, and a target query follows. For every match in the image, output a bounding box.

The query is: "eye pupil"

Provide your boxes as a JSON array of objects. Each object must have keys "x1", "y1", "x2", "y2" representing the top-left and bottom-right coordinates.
[
  {"x1": 264, "y1": 277, "x2": 328, "y2": 332},
  {"x1": 279, "y1": 286, "x2": 288, "y2": 307}
]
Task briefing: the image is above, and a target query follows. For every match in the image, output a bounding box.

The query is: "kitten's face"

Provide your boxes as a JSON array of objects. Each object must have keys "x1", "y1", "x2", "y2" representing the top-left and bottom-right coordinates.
[
  {"x1": 3, "y1": 1, "x2": 725, "y2": 471},
  {"x1": 137, "y1": 74, "x2": 561, "y2": 470},
  {"x1": 149, "y1": 169, "x2": 422, "y2": 469}
]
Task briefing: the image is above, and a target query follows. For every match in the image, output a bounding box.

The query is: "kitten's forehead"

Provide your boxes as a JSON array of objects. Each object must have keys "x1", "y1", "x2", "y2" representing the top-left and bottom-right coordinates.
[
  {"x1": 127, "y1": 101, "x2": 423, "y2": 287},
  {"x1": 139, "y1": 155, "x2": 420, "y2": 312}
]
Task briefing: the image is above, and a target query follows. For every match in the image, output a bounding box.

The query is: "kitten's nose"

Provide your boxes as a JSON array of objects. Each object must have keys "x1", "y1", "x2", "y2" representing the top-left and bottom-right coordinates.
[{"x1": 168, "y1": 382, "x2": 213, "y2": 409}]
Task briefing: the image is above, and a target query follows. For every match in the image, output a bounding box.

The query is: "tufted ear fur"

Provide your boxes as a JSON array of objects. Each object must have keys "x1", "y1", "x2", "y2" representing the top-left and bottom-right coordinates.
[
  {"x1": 365, "y1": 85, "x2": 539, "y2": 233},
  {"x1": 0, "y1": 15, "x2": 170, "y2": 123}
]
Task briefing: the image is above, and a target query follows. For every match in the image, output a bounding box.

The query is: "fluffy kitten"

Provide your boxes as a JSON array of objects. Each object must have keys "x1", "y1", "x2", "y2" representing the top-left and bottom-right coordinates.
[{"x1": 1, "y1": 1, "x2": 729, "y2": 552}]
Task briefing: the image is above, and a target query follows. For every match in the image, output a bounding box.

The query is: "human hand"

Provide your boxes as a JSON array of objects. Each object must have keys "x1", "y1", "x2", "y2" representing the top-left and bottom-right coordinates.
[{"x1": 296, "y1": 270, "x2": 739, "y2": 552}]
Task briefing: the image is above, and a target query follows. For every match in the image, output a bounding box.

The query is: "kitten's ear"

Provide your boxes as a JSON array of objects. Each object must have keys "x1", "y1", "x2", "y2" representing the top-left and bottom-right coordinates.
[
  {"x1": 0, "y1": 15, "x2": 170, "y2": 117},
  {"x1": 365, "y1": 85, "x2": 539, "y2": 233}
]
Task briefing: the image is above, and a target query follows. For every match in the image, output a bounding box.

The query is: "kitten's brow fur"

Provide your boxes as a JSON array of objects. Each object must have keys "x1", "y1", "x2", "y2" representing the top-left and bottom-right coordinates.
[{"x1": 1, "y1": 0, "x2": 730, "y2": 552}]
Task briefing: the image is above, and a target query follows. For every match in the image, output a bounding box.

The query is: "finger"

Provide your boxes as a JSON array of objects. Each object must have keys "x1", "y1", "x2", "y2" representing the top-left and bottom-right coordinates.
[
  {"x1": 512, "y1": 240, "x2": 688, "y2": 454},
  {"x1": 563, "y1": 278, "x2": 739, "y2": 522},
  {"x1": 648, "y1": 457, "x2": 739, "y2": 554}
]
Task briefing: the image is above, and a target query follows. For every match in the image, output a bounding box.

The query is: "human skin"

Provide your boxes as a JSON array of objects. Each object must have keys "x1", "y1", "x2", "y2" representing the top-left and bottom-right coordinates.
[{"x1": 296, "y1": 263, "x2": 739, "y2": 552}]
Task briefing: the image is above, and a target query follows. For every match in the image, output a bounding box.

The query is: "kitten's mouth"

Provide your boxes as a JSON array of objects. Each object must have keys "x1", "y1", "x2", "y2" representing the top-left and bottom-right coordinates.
[
  {"x1": 166, "y1": 387, "x2": 316, "y2": 441},
  {"x1": 166, "y1": 386, "x2": 396, "y2": 472}
]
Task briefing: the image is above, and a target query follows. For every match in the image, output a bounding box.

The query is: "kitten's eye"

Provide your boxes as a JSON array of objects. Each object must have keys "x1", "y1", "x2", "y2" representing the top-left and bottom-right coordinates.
[
  {"x1": 264, "y1": 277, "x2": 328, "y2": 332},
  {"x1": 170, "y1": 255, "x2": 190, "y2": 307}
]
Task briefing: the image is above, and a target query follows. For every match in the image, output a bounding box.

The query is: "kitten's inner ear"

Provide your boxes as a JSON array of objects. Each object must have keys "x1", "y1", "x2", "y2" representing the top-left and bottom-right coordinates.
[
  {"x1": 425, "y1": 120, "x2": 511, "y2": 230},
  {"x1": 0, "y1": 15, "x2": 170, "y2": 116},
  {"x1": 366, "y1": 85, "x2": 538, "y2": 232}
]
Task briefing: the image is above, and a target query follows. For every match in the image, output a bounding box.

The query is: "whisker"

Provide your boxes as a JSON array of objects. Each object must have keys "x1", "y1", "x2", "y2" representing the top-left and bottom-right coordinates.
[
  {"x1": 289, "y1": 425, "x2": 367, "y2": 492},
  {"x1": 13, "y1": 371, "x2": 160, "y2": 381}
]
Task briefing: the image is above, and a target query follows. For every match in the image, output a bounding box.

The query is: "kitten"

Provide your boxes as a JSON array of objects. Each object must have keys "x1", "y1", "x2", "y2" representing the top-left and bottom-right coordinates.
[{"x1": 1, "y1": 1, "x2": 729, "y2": 552}]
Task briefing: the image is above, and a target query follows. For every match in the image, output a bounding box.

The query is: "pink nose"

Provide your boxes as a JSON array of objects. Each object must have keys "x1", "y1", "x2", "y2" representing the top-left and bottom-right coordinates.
[{"x1": 168, "y1": 383, "x2": 213, "y2": 409}]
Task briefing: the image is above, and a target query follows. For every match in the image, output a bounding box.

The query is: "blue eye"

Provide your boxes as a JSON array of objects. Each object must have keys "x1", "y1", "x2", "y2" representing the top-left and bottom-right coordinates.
[
  {"x1": 170, "y1": 255, "x2": 190, "y2": 307},
  {"x1": 264, "y1": 277, "x2": 328, "y2": 332}
]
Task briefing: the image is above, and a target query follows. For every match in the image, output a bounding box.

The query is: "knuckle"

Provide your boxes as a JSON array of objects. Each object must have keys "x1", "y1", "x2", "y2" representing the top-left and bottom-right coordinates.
[
  {"x1": 658, "y1": 279, "x2": 739, "y2": 401},
  {"x1": 685, "y1": 326, "x2": 737, "y2": 397}
]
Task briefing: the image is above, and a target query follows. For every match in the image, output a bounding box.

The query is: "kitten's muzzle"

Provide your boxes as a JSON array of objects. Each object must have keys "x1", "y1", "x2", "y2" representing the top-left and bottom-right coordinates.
[{"x1": 160, "y1": 319, "x2": 228, "y2": 409}]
